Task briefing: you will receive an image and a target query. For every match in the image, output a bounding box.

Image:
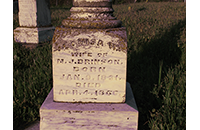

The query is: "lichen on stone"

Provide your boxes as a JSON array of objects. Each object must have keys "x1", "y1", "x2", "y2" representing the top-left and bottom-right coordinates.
[{"x1": 52, "y1": 27, "x2": 127, "y2": 53}]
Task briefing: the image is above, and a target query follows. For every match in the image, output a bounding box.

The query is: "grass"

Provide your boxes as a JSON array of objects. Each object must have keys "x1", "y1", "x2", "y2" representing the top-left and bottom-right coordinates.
[{"x1": 13, "y1": 2, "x2": 186, "y2": 130}]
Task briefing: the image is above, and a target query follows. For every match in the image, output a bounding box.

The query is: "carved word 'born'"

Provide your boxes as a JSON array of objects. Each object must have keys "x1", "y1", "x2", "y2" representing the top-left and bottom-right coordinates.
[{"x1": 73, "y1": 67, "x2": 106, "y2": 72}]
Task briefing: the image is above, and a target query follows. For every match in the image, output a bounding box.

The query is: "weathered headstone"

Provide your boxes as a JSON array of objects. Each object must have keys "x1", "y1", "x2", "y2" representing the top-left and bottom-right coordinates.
[
  {"x1": 14, "y1": 0, "x2": 55, "y2": 44},
  {"x1": 40, "y1": 0, "x2": 138, "y2": 129},
  {"x1": 52, "y1": 0, "x2": 126, "y2": 103}
]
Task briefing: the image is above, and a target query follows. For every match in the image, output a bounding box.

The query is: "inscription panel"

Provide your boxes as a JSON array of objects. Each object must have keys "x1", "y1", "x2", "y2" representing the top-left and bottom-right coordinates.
[{"x1": 53, "y1": 29, "x2": 127, "y2": 103}]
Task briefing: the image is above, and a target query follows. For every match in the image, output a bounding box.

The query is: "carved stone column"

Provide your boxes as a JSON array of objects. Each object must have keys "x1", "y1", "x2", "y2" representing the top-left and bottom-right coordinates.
[{"x1": 62, "y1": 0, "x2": 121, "y2": 29}]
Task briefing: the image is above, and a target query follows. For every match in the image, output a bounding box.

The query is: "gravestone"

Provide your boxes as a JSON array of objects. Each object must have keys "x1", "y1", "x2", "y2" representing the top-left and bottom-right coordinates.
[
  {"x1": 40, "y1": 0, "x2": 138, "y2": 129},
  {"x1": 14, "y1": 0, "x2": 55, "y2": 44},
  {"x1": 52, "y1": 0, "x2": 126, "y2": 103}
]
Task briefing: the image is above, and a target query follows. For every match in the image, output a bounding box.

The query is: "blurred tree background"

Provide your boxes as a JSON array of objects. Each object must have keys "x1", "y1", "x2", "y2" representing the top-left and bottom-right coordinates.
[
  {"x1": 13, "y1": 0, "x2": 185, "y2": 7},
  {"x1": 48, "y1": 0, "x2": 185, "y2": 6}
]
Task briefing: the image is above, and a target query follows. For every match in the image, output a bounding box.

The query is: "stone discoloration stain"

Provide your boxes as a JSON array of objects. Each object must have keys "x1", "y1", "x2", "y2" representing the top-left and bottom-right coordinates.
[
  {"x1": 73, "y1": 0, "x2": 112, "y2": 7},
  {"x1": 62, "y1": 0, "x2": 121, "y2": 29},
  {"x1": 70, "y1": 7, "x2": 114, "y2": 13},
  {"x1": 62, "y1": 19, "x2": 121, "y2": 29},
  {"x1": 52, "y1": 27, "x2": 127, "y2": 53}
]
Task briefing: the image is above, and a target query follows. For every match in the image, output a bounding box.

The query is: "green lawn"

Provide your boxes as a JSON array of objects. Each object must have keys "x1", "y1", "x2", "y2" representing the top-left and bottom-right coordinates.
[{"x1": 13, "y1": 2, "x2": 186, "y2": 130}]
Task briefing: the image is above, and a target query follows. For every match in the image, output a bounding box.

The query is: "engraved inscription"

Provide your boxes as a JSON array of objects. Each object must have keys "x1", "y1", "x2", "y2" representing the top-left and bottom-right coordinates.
[
  {"x1": 57, "y1": 58, "x2": 123, "y2": 65},
  {"x1": 59, "y1": 89, "x2": 119, "y2": 96},
  {"x1": 61, "y1": 74, "x2": 122, "y2": 81},
  {"x1": 76, "y1": 83, "x2": 101, "y2": 88},
  {"x1": 72, "y1": 67, "x2": 106, "y2": 72},
  {"x1": 54, "y1": 36, "x2": 126, "y2": 100},
  {"x1": 53, "y1": 38, "x2": 126, "y2": 52},
  {"x1": 71, "y1": 52, "x2": 92, "y2": 57}
]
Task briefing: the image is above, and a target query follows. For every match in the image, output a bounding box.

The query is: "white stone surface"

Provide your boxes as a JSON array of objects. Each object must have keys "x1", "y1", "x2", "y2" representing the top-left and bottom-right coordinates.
[
  {"x1": 14, "y1": 27, "x2": 55, "y2": 43},
  {"x1": 18, "y1": 0, "x2": 51, "y2": 27},
  {"x1": 52, "y1": 27, "x2": 127, "y2": 103},
  {"x1": 40, "y1": 82, "x2": 138, "y2": 130}
]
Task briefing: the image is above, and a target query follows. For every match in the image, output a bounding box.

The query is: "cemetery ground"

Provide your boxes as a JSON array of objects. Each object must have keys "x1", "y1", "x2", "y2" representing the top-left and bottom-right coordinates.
[{"x1": 13, "y1": 2, "x2": 186, "y2": 130}]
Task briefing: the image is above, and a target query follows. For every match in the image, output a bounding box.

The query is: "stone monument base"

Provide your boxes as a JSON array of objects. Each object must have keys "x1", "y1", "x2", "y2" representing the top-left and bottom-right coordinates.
[
  {"x1": 14, "y1": 26, "x2": 55, "y2": 44},
  {"x1": 40, "y1": 82, "x2": 138, "y2": 130}
]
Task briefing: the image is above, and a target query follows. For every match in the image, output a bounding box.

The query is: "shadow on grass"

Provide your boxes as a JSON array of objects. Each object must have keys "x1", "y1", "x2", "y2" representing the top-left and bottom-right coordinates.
[
  {"x1": 136, "y1": 7, "x2": 146, "y2": 12},
  {"x1": 13, "y1": 41, "x2": 53, "y2": 130},
  {"x1": 127, "y1": 18, "x2": 186, "y2": 129}
]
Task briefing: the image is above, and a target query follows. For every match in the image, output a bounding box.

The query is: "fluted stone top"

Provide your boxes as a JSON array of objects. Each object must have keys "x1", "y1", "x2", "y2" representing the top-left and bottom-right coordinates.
[
  {"x1": 73, "y1": 0, "x2": 112, "y2": 7},
  {"x1": 62, "y1": 0, "x2": 121, "y2": 29}
]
